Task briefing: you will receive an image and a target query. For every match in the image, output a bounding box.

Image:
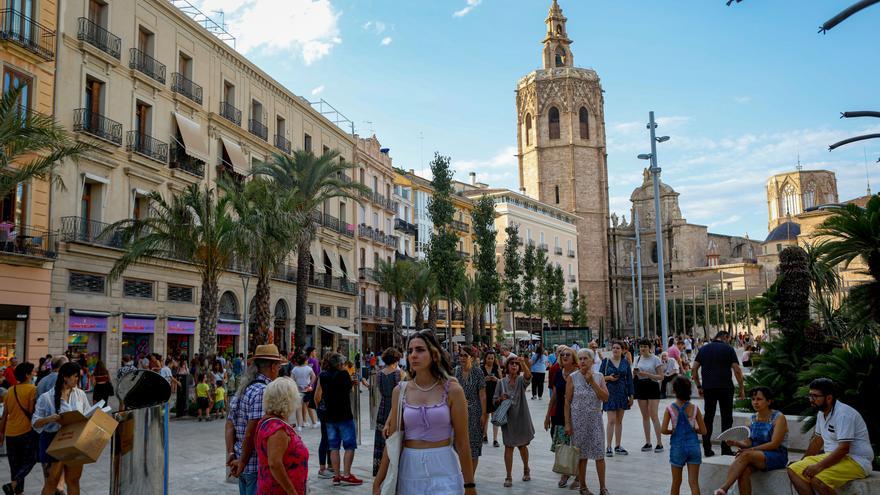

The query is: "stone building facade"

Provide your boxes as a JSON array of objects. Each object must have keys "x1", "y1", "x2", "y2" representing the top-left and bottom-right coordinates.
[
  {"x1": 766, "y1": 169, "x2": 838, "y2": 232},
  {"x1": 515, "y1": 0, "x2": 610, "y2": 330}
]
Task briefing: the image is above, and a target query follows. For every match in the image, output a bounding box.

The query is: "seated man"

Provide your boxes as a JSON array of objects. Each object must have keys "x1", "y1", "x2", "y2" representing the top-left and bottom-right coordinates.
[{"x1": 788, "y1": 378, "x2": 874, "y2": 495}]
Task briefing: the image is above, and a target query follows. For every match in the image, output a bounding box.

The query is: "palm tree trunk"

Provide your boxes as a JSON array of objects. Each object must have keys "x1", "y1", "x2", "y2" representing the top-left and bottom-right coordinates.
[
  {"x1": 199, "y1": 271, "x2": 219, "y2": 356},
  {"x1": 446, "y1": 297, "x2": 453, "y2": 351},
  {"x1": 476, "y1": 308, "x2": 483, "y2": 345},
  {"x1": 294, "y1": 238, "x2": 312, "y2": 351},
  {"x1": 394, "y1": 297, "x2": 403, "y2": 349},
  {"x1": 428, "y1": 303, "x2": 437, "y2": 332},
  {"x1": 254, "y1": 270, "x2": 272, "y2": 346},
  {"x1": 464, "y1": 305, "x2": 473, "y2": 345},
  {"x1": 414, "y1": 303, "x2": 425, "y2": 332}
]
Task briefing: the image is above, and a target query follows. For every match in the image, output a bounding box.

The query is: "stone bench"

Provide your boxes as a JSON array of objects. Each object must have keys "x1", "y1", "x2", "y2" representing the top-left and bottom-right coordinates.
[
  {"x1": 710, "y1": 411, "x2": 812, "y2": 452},
  {"x1": 699, "y1": 455, "x2": 880, "y2": 495}
]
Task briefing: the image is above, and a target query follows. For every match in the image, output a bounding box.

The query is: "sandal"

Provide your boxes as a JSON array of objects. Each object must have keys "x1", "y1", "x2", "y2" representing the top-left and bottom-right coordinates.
[
  {"x1": 579, "y1": 487, "x2": 593, "y2": 495},
  {"x1": 523, "y1": 468, "x2": 531, "y2": 481},
  {"x1": 599, "y1": 489, "x2": 610, "y2": 495},
  {"x1": 713, "y1": 490, "x2": 727, "y2": 495},
  {"x1": 569, "y1": 479, "x2": 581, "y2": 490},
  {"x1": 504, "y1": 477, "x2": 513, "y2": 488},
  {"x1": 558, "y1": 476, "x2": 570, "y2": 488}
]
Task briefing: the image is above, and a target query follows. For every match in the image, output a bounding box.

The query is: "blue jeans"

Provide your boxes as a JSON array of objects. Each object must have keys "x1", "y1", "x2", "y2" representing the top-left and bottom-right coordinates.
[
  {"x1": 326, "y1": 419, "x2": 357, "y2": 451},
  {"x1": 238, "y1": 470, "x2": 257, "y2": 495}
]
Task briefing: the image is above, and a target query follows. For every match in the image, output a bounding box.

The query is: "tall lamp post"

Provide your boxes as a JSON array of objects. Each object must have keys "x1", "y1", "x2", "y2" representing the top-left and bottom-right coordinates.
[
  {"x1": 240, "y1": 273, "x2": 250, "y2": 359},
  {"x1": 638, "y1": 111, "x2": 670, "y2": 348}
]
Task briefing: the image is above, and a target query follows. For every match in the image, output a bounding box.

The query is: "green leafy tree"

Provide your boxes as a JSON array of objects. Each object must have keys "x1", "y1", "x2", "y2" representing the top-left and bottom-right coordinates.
[
  {"x1": 253, "y1": 150, "x2": 369, "y2": 351},
  {"x1": 521, "y1": 243, "x2": 537, "y2": 319},
  {"x1": 502, "y1": 225, "x2": 523, "y2": 336},
  {"x1": 406, "y1": 261, "x2": 436, "y2": 332},
  {"x1": 375, "y1": 259, "x2": 415, "y2": 348},
  {"x1": 472, "y1": 195, "x2": 500, "y2": 342},
  {"x1": 569, "y1": 288, "x2": 589, "y2": 327},
  {"x1": 425, "y1": 153, "x2": 465, "y2": 343},
  {"x1": 456, "y1": 275, "x2": 478, "y2": 345},
  {"x1": 0, "y1": 87, "x2": 91, "y2": 197},
  {"x1": 545, "y1": 265, "x2": 566, "y2": 329},
  {"x1": 106, "y1": 185, "x2": 236, "y2": 355}
]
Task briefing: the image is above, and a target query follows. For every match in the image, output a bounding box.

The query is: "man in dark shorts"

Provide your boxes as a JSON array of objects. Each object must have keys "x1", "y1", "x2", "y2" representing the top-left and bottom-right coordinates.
[{"x1": 692, "y1": 331, "x2": 744, "y2": 456}]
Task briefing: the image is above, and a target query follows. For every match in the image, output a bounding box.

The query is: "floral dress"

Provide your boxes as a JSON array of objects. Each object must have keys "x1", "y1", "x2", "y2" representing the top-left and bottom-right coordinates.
[
  {"x1": 570, "y1": 371, "x2": 605, "y2": 460},
  {"x1": 455, "y1": 365, "x2": 486, "y2": 458},
  {"x1": 256, "y1": 417, "x2": 308, "y2": 495},
  {"x1": 373, "y1": 368, "x2": 401, "y2": 475}
]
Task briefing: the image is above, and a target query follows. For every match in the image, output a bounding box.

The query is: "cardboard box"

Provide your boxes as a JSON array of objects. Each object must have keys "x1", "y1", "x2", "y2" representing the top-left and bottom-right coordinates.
[{"x1": 47, "y1": 408, "x2": 119, "y2": 465}]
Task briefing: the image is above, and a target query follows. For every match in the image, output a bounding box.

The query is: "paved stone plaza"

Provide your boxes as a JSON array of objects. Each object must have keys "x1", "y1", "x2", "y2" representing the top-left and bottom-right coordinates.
[{"x1": 0, "y1": 389, "x2": 710, "y2": 494}]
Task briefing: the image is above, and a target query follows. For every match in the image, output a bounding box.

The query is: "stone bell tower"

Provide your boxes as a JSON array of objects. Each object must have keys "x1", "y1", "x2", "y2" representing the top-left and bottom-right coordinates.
[{"x1": 516, "y1": 0, "x2": 611, "y2": 329}]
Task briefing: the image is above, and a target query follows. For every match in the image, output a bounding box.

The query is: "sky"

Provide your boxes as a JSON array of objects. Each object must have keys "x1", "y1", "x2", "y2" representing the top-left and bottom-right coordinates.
[{"x1": 189, "y1": 0, "x2": 880, "y2": 238}]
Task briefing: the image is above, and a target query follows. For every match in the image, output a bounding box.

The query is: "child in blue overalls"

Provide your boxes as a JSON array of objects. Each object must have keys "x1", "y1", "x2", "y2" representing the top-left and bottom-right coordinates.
[{"x1": 662, "y1": 376, "x2": 708, "y2": 495}]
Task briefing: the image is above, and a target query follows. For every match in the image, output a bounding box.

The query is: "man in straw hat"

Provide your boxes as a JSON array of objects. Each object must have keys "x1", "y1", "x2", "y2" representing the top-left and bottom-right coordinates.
[{"x1": 226, "y1": 344, "x2": 283, "y2": 495}]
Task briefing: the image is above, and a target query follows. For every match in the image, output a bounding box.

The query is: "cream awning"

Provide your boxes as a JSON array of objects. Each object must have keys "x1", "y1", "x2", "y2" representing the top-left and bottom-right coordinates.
[
  {"x1": 319, "y1": 325, "x2": 358, "y2": 339},
  {"x1": 220, "y1": 136, "x2": 249, "y2": 175},
  {"x1": 173, "y1": 113, "x2": 210, "y2": 162}
]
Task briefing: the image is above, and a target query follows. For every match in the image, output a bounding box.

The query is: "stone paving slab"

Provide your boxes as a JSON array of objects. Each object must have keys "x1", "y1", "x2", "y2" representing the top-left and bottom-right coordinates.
[{"x1": 0, "y1": 391, "x2": 710, "y2": 494}]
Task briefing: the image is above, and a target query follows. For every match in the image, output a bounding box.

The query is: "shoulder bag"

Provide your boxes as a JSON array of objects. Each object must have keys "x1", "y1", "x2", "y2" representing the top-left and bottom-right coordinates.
[
  {"x1": 380, "y1": 381, "x2": 407, "y2": 495},
  {"x1": 12, "y1": 386, "x2": 32, "y2": 419},
  {"x1": 552, "y1": 443, "x2": 581, "y2": 476},
  {"x1": 491, "y1": 378, "x2": 513, "y2": 426}
]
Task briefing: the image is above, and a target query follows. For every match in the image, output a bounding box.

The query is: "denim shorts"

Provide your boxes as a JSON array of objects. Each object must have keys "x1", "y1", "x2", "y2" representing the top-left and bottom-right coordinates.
[
  {"x1": 669, "y1": 442, "x2": 702, "y2": 467},
  {"x1": 326, "y1": 419, "x2": 357, "y2": 451}
]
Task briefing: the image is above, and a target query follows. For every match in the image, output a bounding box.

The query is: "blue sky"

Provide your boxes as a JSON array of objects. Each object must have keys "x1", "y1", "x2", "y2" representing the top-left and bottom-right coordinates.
[{"x1": 193, "y1": 0, "x2": 880, "y2": 238}]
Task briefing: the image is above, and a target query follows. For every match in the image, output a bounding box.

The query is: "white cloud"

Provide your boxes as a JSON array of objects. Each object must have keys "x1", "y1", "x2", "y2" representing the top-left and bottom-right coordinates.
[
  {"x1": 455, "y1": 146, "x2": 518, "y2": 189},
  {"x1": 734, "y1": 96, "x2": 752, "y2": 104},
  {"x1": 193, "y1": 0, "x2": 341, "y2": 64},
  {"x1": 380, "y1": 37, "x2": 393, "y2": 46},
  {"x1": 453, "y1": 0, "x2": 482, "y2": 17},
  {"x1": 311, "y1": 85, "x2": 325, "y2": 96},
  {"x1": 362, "y1": 21, "x2": 387, "y2": 34}
]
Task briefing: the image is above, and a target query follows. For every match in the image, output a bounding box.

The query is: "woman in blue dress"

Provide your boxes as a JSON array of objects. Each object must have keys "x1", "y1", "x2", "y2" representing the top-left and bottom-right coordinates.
[
  {"x1": 713, "y1": 386, "x2": 789, "y2": 495},
  {"x1": 599, "y1": 341, "x2": 634, "y2": 457}
]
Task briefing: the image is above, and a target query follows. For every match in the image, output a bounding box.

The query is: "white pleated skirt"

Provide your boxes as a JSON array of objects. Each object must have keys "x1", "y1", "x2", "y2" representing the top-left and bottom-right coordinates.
[{"x1": 397, "y1": 446, "x2": 464, "y2": 495}]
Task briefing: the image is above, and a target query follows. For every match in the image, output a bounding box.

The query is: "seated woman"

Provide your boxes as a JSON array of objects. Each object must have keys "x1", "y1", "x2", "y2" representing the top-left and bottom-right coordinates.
[{"x1": 714, "y1": 386, "x2": 789, "y2": 495}]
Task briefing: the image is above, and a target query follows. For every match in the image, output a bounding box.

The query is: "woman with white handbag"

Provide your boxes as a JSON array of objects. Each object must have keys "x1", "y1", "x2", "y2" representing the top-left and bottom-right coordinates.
[
  {"x1": 372, "y1": 330, "x2": 477, "y2": 495},
  {"x1": 565, "y1": 348, "x2": 611, "y2": 495}
]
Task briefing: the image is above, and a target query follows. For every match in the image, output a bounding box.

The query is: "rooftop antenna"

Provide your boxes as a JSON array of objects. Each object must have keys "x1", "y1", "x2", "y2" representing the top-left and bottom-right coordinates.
[
  {"x1": 796, "y1": 152, "x2": 803, "y2": 171},
  {"x1": 865, "y1": 147, "x2": 872, "y2": 196}
]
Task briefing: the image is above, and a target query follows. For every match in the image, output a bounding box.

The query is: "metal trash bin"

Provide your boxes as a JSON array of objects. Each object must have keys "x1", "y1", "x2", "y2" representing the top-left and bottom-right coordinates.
[{"x1": 109, "y1": 370, "x2": 171, "y2": 495}]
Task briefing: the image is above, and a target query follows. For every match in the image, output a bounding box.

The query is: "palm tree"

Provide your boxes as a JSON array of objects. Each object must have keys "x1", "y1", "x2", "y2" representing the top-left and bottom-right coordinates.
[
  {"x1": 375, "y1": 259, "x2": 414, "y2": 348},
  {"x1": 814, "y1": 195, "x2": 880, "y2": 323},
  {"x1": 406, "y1": 261, "x2": 436, "y2": 332},
  {"x1": 0, "y1": 87, "x2": 91, "y2": 197},
  {"x1": 253, "y1": 150, "x2": 369, "y2": 351},
  {"x1": 106, "y1": 184, "x2": 236, "y2": 355},
  {"x1": 226, "y1": 177, "x2": 304, "y2": 348},
  {"x1": 456, "y1": 275, "x2": 479, "y2": 345}
]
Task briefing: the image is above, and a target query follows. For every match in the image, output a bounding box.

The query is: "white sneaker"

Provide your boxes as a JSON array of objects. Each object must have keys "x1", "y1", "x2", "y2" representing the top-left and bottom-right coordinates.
[{"x1": 296, "y1": 426, "x2": 303, "y2": 432}]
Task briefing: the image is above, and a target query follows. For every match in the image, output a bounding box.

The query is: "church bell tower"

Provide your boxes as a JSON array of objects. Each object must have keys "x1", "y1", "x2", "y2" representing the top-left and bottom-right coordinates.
[{"x1": 516, "y1": 0, "x2": 611, "y2": 329}]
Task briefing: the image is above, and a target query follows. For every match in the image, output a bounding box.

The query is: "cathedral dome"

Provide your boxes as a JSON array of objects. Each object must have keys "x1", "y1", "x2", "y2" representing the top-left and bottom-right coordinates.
[
  {"x1": 764, "y1": 221, "x2": 801, "y2": 243},
  {"x1": 630, "y1": 168, "x2": 677, "y2": 201}
]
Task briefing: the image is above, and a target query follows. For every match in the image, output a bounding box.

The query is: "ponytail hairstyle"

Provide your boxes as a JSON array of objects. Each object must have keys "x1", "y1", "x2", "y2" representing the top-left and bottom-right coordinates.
[
  {"x1": 406, "y1": 330, "x2": 453, "y2": 381},
  {"x1": 54, "y1": 362, "x2": 82, "y2": 412}
]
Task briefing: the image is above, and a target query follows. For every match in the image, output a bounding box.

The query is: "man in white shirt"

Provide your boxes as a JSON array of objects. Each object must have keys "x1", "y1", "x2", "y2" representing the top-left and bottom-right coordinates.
[
  {"x1": 499, "y1": 346, "x2": 517, "y2": 367},
  {"x1": 659, "y1": 352, "x2": 679, "y2": 399},
  {"x1": 788, "y1": 378, "x2": 874, "y2": 495}
]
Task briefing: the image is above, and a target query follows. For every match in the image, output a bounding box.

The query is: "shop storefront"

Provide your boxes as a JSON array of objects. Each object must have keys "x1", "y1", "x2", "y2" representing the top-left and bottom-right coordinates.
[
  {"x1": 167, "y1": 317, "x2": 195, "y2": 359},
  {"x1": 67, "y1": 310, "x2": 108, "y2": 364},
  {"x1": 0, "y1": 305, "x2": 27, "y2": 368},
  {"x1": 217, "y1": 320, "x2": 240, "y2": 358},
  {"x1": 121, "y1": 314, "x2": 155, "y2": 361}
]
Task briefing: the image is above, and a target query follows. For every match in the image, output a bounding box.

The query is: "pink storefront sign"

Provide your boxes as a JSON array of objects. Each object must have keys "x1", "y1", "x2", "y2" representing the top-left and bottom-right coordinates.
[
  {"x1": 121, "y1": 318, "x2": 155, "y2": 334},
  {"x1": 217, "y1": 322, "x2": 240, "y2": 335},
  {"x1": 167, "y1": 319, "x2": 196, "y2": 335},
  {"x1": 68, "y1": 316, "x2": 108, "y2": 332}
]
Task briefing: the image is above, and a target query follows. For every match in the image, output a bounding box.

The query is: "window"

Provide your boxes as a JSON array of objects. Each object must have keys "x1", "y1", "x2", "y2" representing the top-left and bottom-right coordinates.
[
  {"x1": 555, "y1": 236, "x2": 560, "y2": 248},
  {"x1": 359, "y1": 205, "x2": 365, "y2": 224},
  {"x1": 85, "y1": 76, "x2": 105, "y2": 116},
  {"x1": 651, "y1": 242, "x2": 658, "y2": 264},
  {"x1": 373, "y1": 212, "x2": 379, "y2": 229},
  {"x1": 168, "y1": 284, "x2": 194, "y2": 303},
  {"x1": 69, "y1": 272, "x2": 105, "y2": 294},
  {"x1": 337, "y1": 307, "x2": 348, "y2": 319},
  {"x1": 219, "y1": 291, "x2": 238, "y2": 319},
  {"x1": 579, "y1": 107, "x2": 589, "y2": 139},
  {"x1": 135, "y1": 100, "x2": 152, "y2": 137},
  {"x1": 554, "y1": 185, "x2": 559, "y2": 204},
  {"x1": 372, "y1": 176, "x2": 378, "y2": 193},
  {"x1": 80, "y1": 178, "x2": 105, "y2": 224},
  {"x1": 319, "y1": 305, "x2": 332, "y2": 317},
  {"x1": 132, "y1": 191, "x2": 150, "y2": 220},
  {"x1": 223, "y1": 81, "x2": 235, "y2": 104},
  {"x1": 307, "y1": 304, "x2": 315, "y2": 315},
  {"x1": 3, "y1": 67, "x2": 32, "y2": 112},
  {"x1": 525, "y1": 114, "x2": 532, "y2": 146},
  {"x1": 549, "y1": 107, "x2": 560, "y2": 140},
  {"x1": 137, "y1": 26, "x2": 154, "y2": 56},
  {"x1": 322, "y1": 145, "x2": 329, "y2": 155},
  {"x1": 123, "y1": 279, "x2": 153, "y2": 299},
  {"x1": 88, "y1": 0, "x2": 107, "y2": 27},
  {"x1": 304, "y1": 133, "x2": 312, "y2": 153},
  {"x1": 178, "y1": 52, "x2": 192, "y2": 78},
  {"x1": 0, "y1": 182, "x2": 27, "y2": 232},
  {"x1": 359, "y1": 248, "x2": 365, "y2": 268},
  {"x1": 555, "y1": 47, "x2": 566, "y2": 67},
  {"x1": 539, "y1": 232, "x2": 545, "y2": 244},
  {"x1": 526, "y1": 228, "x2": 531, "y2": 241},
  {"x1": 276, "y1": 115, "x2": 285, "y2": 138},
  {"x1": 803, "y1": 184, "x2": 816, "y2": 209},
  {"x1": 781, "y1": 184, "x2": 800, "y2": 216},
  {"x1": 339, "y1": 201, "x2": 346, "y2": 223},
  {"x1": 359, "y1": 168, "x2": 365, "y2": 184}
]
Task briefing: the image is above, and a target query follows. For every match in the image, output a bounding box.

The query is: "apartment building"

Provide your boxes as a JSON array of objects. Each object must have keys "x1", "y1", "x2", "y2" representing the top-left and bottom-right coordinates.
[
  {"x1": 392, "y1": 175, "x2": 417, "y2": 334},
  {"x1": 464, "y1": 188, "x2": 580, "y2": 339},
  {"x1": 353, "y1": 135, "x2": 398, "y2": 352},
  {"x1": 49, "y1": 0, "x2": 357, "y2": 370},
  {"x1": 0, "y1": 0, "x2": 57, "y2": 363}
]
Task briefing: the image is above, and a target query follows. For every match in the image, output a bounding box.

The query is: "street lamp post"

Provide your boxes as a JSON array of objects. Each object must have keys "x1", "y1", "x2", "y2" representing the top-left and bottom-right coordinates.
[
  {"x1": 240, "y1": 273, "x2": 250, "y2": 359},
  {"x1": 633, "y1": 211, "x2": 646, "y2": 338}
]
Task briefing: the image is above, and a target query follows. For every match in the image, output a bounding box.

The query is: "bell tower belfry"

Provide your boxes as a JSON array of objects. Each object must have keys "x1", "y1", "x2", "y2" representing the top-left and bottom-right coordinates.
[{"x1": 516, "y1": 0, "x2": 611, "y2": 329}]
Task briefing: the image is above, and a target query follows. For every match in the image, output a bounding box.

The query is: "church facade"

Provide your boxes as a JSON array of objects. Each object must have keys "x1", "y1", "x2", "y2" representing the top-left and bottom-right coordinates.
[{"x1": 516, "y1": 0, "x2": 611, "y2": 329}]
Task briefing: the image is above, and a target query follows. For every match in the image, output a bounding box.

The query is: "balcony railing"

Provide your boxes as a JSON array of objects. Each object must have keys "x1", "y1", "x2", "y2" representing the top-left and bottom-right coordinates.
[
  {"x1": 538, "y1": 243, "x2": 548, "y2": 252},
  {"x1": 126, "y1": 131, "x2": 168, "y2": 163},
  {"x1": 554, "y1": 246, "x2": 563, "y2": 255},
  {"x1": 73, "y1": 108, "x2": 122, "y2": 145},
  {"x1": 169, "y1": 141, "x2": 205, "y2": 177},
  {"x1": 129, "y1": 48, "x2": 166, "y2": 84},
  {"x1": 248, "y1": 119, "x2": 268, "y2": 141},
  {"x1": 77, "y1": 17, "x2": 120, "y2": 59},
  {"x1": 395, "y1": 251, "x2": 415, "y2": 263},
  {"x1": 568, "y1": 249, "x2": 576, "y2": 258},
  {"x1": 60, "y1": 217, "x2": 124, "y2": 249},
  {"x1": 0, "y1": 225, "x2": 57, "y2": 260},
  {"x1": 0, "y1": 9, "x2": 55, "y2": 60},
  {"x1": 362, "y1": 304, "x2": 375, "y2": 318},
  {"x1": 378, "y1": 306, "x2": 390, "y2": 319},
  {"x1": 451, "y1": 220, "x2": 469, "y2": 233},
  {"x1": 274, "y1": 134, "x2": 291, "y2": 154},
  {"x1": 171, "y1": 72, "x2": 202, "y2": 104},
  {"x1": 359, "y1": 267, "x2": 376, "y2": 281},
  {"x1": 568, "y1": 275, "x2": 576, "y2": 283},
  {"x1": 394, "y1": 218, "x2": 417, "y2": 235},
  {"x1": 219, "y1": 101, "x2": 241, "y2": 126}
]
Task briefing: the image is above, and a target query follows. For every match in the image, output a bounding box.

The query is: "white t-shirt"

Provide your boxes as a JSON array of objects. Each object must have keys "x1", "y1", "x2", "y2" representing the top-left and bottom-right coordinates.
[
  {"x1": 634, "y1": 354, "x2": 663, "y2": 383},
  {"x1": 663, "y1": 359, "x2": 680, "y2": 376},
  {"x1": 684, "y1": 338, "x2": 693, "y2": 352},
  {"x1": 159, "y1": 366, "x2": 173, "y2": 382},
  {"x1": 815, "y1": 401, "x2": 874, "y2": 476},
  {"x1": 292, "y1": 365, "x2": 314, "y2": 391}
]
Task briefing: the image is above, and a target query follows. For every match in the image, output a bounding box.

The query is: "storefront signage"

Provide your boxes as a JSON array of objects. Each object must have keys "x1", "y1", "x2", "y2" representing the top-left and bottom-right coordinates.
[
  {"x1": 68, "y1": 316, "x2": 108, "y2": 332},
  {"x1": 0, "y1": 305, "x2": 28, "y2": 320},
  {"x1": 216, "y1": 322, "x2": 240, "y2": 335},
  {"x1": 121, "y1": 318, "x2": 155, "y2": 334},
  {"x1": 167, "y1": 319, "x2": 196, "y2": 335}
]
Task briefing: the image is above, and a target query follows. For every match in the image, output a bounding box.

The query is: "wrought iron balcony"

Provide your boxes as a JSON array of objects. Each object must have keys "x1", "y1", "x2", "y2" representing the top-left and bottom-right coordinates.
[
  {"x1": 394, "y1": 218, "x2": 417, "y2": 235},
  {"x1": 77, "y1": 17, "x2": 120, "y2": 59},
  {"x1": 0, "y1": 9, "x2": 55, "y2": 60},
  {"x1": 73, "y1": 108, "x2": 122, "y2": 145},
  {"x1": 169, "y1": 141, "x2": 205, "y2": 177},
  {"x1": 358, "y1": 267, "x2": 376, "y2": 281},
  {"x1": 554, "y1": 246, "x2": 563, "y2": 255},
  {"x1": 129, "y1": 48, "x2": 166, "y2": 84},
  {"x1": 0, "y1": 224, "x2": 56, "y2": 260},
  {"x1": 219, "y1": 101, "x2": 241, "y2": 126},
  {"x1": 568, "y1": 275, "x2": 576, "y2": 283},
  {"x1": 248, "y1": 119, "x2": 268, "y2": 141},
  {"x1": 362, "y1": 304, "x2": 375, "y2": 317},
  {"x1": 538, "y1": 243, "x2": 548, "y2": 252},
  {"x1": 171, "y1": 73, "x2": 202, "y2": 104},
  {"x1": 126, "y1": 131, "x2": 168, "y2": 163},
  {"x1": 378, "y1": 306, "x2": 390, "y2": 319},
  {"x1": 451, "y1": 220, "x2": 469, "y2": 233},
  {"x1": 274, "y1": 134, "x2": 291, "y2": 153},
  {"x1": 60, "y1": 216, "x2": 124, "y2": 249},
  {"x1": 395, "y1": 251, "x2": 415, "y2": 263},
  {"x1": 568, "y1": 249, "x2": 576, "y2": 258}
]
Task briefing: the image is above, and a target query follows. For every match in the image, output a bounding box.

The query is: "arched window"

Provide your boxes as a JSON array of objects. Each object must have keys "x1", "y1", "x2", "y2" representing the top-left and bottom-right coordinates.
[
  {"x1": 548, "y1": 107, "x2": 560, "y2": 140},
  {"x1": 273, "y1": 300, "x2": 289, "y2": 353},
  {"x1": 782, "y1": 184, "x2": 800, "y2": 216},
  {"x1": 219, "y1": 291, "x2": 239, "y2": 319},
  {"x1": 803, "y1": 183, "x2": 816, "y2": 209},
  {"x1": 578, "y1": 107, "x2": 589, "y2": 139},
  {"x1": 554, "y1": 185, "x2": 560, "y2": 204},
  {"x1": 555, "y1": 47, "x2": 566, "y2": 67},
  {"x1": 525, "y1": 114, "x2": 532, "y2": 146}
]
